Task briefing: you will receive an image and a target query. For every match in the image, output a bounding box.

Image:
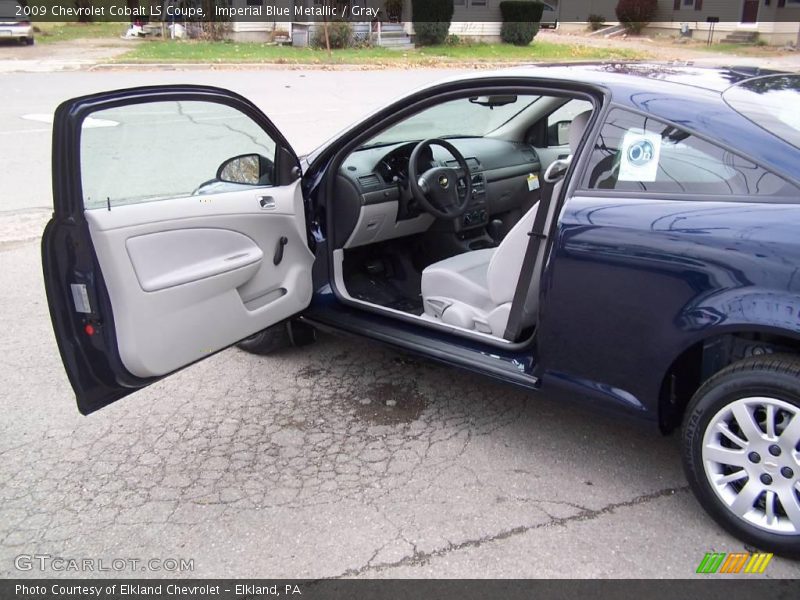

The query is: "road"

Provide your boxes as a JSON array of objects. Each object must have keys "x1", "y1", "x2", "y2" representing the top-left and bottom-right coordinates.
[{"x1": 0, "y1": 68, "x2": 798, "y2": 579}]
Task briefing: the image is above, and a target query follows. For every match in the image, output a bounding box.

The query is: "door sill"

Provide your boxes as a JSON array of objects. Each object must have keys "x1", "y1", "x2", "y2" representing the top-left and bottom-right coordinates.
[
  {"x1": 302, "y1": 297, "x2": 539, "y2": 390},
  {"x1": 331, "y1": 249, "x2": 534, "y2": 351}
]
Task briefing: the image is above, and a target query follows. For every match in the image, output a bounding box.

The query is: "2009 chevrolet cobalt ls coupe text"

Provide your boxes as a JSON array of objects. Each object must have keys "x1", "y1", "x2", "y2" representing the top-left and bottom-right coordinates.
[{"x1": 42, "y1": 64, "x2": 800, "y2": 556}]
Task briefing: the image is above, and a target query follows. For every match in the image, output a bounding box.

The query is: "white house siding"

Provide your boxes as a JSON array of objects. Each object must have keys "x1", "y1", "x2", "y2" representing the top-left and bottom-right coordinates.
[
  {"x1": 558, "y1": 0, "x2": 618, "y2": 22},
  {"x1": 449, "y1": 21, "x2": 502, "y2": 40},
  {"x1": 228, "y1": 0, "x2": 294, "y2": 42},
  {"x1": 649, "y1": 1, "x2": 800, "y2": 45}
]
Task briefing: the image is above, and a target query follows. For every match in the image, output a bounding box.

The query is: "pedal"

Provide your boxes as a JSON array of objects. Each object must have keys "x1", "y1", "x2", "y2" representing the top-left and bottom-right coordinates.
[{"x1": 365, "y1": 259, "x2": 385, "y2": 277}]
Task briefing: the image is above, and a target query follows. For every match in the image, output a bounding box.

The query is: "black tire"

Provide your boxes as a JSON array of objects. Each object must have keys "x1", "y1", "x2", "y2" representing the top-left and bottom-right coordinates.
[
  {"x1": 682, "y1": 354, "x2": 800, "y2": 558},
  {"x1": 236, "y1": 323, "x2": 292, "y2": 356},
  {"x1": 25, "y1": 37, "x2": 34, "y2": 46}
]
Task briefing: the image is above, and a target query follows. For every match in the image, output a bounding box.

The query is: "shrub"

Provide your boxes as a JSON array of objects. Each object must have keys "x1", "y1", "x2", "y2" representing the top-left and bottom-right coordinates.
[
  {"x1": 311, "y1": 21, "x2": 353, "y2": 50},
  {"x1": 588, "y1": 14, "x2": 606, "y2": 31},
  {"x1": 499, "y1": 1, "x2": 544, "y2": 46},
  {"x1": 412, "y1": 0, "x2": 454, "y2": 46},
  {"x1": 615, "y1": 0, "x2": 657, "y2": 34}
]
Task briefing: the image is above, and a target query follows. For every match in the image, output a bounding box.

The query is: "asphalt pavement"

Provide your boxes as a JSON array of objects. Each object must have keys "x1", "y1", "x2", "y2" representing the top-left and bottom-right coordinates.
[{"x1": 1, "y1": 67, "x2": 799, "y2": 579}]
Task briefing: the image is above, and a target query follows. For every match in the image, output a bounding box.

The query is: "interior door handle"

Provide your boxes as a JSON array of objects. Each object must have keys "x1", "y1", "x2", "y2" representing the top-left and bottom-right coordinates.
[{"x1": 273, "y1": 237, "x2": 289, "y2": 265}]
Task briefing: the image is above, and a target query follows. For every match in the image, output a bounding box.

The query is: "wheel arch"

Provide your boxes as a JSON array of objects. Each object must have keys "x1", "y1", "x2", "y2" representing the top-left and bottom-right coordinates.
[{"x1": 658, "y1": 327, "x2": 800, "y2": 434}]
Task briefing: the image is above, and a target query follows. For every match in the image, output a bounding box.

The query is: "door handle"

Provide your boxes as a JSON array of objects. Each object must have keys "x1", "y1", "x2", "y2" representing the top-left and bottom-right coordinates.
[
  {"x1": 259, "y1": 196, "x2": 276, "y2": 210},
  {"x1": 273, "y1": 237, "x2": 288, "y2": 265}
]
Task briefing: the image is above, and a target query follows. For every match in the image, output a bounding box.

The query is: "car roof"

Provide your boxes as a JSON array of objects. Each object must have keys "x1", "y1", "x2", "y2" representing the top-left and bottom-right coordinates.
[
  {"x1": 449, "y1": 63, "x2": 800, "y2": 180},
  {"x1": 307, "y1": 63, "x2": 800, "y2": 182}
]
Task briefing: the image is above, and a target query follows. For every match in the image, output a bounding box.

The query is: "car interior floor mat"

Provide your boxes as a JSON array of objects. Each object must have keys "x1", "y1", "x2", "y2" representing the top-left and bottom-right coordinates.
[{"x1": 344, "y1": 271, "x2": 424, "y2": 316}]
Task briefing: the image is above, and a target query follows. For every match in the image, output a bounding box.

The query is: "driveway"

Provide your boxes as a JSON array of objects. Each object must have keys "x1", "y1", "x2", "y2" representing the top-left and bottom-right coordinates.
[{"x1": 0, "y1": 38, "x2": 131, "y2": 73}]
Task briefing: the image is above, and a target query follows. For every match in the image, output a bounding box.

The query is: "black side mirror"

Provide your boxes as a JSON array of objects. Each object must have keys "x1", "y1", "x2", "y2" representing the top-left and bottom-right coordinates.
[
  {"x1": 217, "y1": 154, "x2": 273, "y2": 186},
  {"x1": 548, "y1": 120, "x2": 572, "y2": 147}
]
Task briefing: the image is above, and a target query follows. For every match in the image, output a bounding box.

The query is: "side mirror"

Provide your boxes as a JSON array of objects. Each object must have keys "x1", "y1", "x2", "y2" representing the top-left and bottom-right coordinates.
[
  {"x1": 548, "y1": 120, "x2": 572, "y2": 147},
  {"x1": 217, "y1": 154, "x2": 273, "y2": 186}
]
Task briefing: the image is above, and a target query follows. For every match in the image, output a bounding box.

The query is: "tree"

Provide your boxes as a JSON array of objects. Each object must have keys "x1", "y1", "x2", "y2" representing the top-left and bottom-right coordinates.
[
  {"x1": 74, "y1": 1, "x2": 94, "y2": 22},
  {"x1": 412, "y1": 0, "x2": 454, "y2": 46},
  {"x1": 499, "y1": 1, "x2": 545, "y2": 46},
  {"x1": 615, "y1": 0, "x2": 658, "y2": 34}
]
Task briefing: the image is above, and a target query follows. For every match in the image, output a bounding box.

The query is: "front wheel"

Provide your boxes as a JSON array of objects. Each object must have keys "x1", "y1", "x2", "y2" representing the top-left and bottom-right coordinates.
[
  {"x1": 682, "y1": 354, "x2": 800, "y2": 557},
  {"x1": 236, "y1": 320, "x2": 316, "y2": 356}
]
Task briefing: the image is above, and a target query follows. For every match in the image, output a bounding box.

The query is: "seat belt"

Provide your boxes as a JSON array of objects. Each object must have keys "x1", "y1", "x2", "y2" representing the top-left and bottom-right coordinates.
[{"x1": 503, "y1": 160, "x2": 569, "y2": 342}]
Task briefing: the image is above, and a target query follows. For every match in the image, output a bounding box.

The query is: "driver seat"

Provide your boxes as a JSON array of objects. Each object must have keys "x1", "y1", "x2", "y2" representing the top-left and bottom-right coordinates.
[{"x1": 420, "y1": 111, "x2": 592, "y2": 338}]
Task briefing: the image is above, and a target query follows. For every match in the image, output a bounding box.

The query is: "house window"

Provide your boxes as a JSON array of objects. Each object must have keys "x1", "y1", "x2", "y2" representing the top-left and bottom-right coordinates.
[
  {"x1": 455, "y1": 0, "x2": 488, "y2": 6},
  {"x1": 673, "y1": 0, "x2": 703, "y2": 9}
]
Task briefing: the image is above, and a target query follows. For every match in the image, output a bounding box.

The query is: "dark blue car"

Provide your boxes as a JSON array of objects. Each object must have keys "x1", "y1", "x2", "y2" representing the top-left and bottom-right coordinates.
[{"x1": 42, "y1": 64, "x2": 800, "y2": 556}]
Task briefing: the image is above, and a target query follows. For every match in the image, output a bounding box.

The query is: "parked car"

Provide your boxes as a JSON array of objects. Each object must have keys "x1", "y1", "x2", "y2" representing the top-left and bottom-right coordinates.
[
  {"x1": 0, "y1": 0, "x2": 33, "y2": 45},
  {"x1": 42, "y1": 64, "x2": 800, "y2": 556}
]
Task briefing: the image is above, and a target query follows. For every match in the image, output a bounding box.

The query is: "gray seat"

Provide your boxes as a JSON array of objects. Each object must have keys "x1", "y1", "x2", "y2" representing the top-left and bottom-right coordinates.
[{"x1": 421, "y1": 110, "x2": 592, "y2": 338}]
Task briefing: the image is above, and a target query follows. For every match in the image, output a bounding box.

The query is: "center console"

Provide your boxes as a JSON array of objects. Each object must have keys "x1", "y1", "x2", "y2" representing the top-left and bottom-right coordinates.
[{"x1": 457, "y1": 173, "x2": 489, "y2": 232}]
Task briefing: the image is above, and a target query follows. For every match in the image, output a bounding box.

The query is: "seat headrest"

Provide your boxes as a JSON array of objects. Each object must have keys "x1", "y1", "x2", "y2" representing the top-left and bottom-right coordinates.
[{"x1": 568, "y1": 110, "x2": 592, "y2": 154}]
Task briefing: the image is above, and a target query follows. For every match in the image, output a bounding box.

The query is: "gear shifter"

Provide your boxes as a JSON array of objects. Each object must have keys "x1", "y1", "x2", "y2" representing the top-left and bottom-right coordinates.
[{"x1": 487, "y1": 219, "x2": 504, "y2": 245}]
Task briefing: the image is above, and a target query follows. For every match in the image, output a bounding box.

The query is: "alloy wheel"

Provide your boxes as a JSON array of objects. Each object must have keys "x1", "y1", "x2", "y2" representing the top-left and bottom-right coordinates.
[{"x1": 702, "y1": 396, "x2": 800, "y2": 535}]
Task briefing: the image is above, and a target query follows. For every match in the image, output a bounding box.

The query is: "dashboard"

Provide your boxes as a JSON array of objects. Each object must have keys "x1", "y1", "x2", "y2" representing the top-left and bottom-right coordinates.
[{"x1": 334, "y1": 137, "x2": 543, "y2": 249}]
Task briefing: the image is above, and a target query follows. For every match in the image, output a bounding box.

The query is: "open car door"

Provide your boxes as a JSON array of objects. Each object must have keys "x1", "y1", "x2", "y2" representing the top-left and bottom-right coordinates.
[{"x1": 42, "y1": 85, "x2": 315, "y2": 415}]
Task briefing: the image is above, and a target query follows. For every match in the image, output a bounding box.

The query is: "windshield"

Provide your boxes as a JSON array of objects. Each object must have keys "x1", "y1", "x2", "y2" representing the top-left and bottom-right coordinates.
[
  {"x1": 723, "y1": 75, "x2": 800, "y2": 149},
  {"x1": 0, "y1": 1, "x2": 21, "y2": 19},
  {"x1": 364, "y1": 95, "x2": 541, "y2": 147}
]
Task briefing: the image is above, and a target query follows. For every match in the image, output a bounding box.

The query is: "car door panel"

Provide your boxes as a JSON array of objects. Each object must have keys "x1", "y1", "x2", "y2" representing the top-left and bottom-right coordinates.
[
  {"x1": 84, "y1": 181, "x2": 313, "y2": 379},
  {"x1": 125, "y1": 229, "x2": 264, "y2": 293},
  {"x1": 43, "y1": 85, "x2": 313, "y2": 412}
]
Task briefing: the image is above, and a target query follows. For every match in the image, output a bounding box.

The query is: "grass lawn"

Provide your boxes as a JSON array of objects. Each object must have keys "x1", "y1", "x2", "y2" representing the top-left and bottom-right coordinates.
[
  {"x1": 33, "y1": 22, "x2": 128, "y2": 44},
  {"x1": 116, "y1": 39, "x2": 646, "y2": 65},
  {"x1": 703, "y1": 42, "x2": 785, "y2": 56}
]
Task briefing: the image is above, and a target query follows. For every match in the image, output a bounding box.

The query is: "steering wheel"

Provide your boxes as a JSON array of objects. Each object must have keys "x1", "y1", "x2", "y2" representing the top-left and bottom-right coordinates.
[{"x1": 408, "y1": 139, "x2": 473, "y2": 220}]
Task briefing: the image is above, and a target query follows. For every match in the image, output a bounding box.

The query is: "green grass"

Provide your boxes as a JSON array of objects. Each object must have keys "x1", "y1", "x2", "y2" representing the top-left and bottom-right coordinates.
[
  {"x1": 116, "y1": 39, "x2": 646, "y2": 65},
  {"x1": 34, "y1": 22, "x2": 127, "y2": 44},
  {"x1": 700, "y1": 42, "x2": 781, "y2": 55}
]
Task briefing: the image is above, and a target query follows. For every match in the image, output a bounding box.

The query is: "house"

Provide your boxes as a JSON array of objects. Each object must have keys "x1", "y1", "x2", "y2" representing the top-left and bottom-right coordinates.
[
  {"x1": 227, "y1": 0, "x2": 799, "y2": 48},
  {"x1": 225, "y1": 0, "x2": 561, "y2": 45},
  {"x1": 558, "y1": 0, "x2": 800, "y2": 45}
]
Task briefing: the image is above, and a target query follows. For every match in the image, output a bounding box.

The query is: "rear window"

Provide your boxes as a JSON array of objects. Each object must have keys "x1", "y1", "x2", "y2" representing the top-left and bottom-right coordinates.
[
  {"x1": 724, "y1": 75, "x2": 800, "y2": 150},
  {"x1": 0, "y1": 1, "x2": 20, "y2": 20}
]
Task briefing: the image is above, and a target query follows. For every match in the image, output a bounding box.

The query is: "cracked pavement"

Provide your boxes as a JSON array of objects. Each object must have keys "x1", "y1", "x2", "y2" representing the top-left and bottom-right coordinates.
[{"x1": 1, "y1": 69, "x2": 799, "y2": 579}]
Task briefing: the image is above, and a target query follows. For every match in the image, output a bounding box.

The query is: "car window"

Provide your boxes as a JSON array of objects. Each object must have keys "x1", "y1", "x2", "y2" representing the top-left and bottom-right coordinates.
[
  {"x1": 723, "y1": 74, "x2": 800, "y2": 149},
  {"x1": 80, "y1": 100, "x2": 277, "y2": 210},
  {"x1": 583, "y1": 108, "x2": 796, "y2": 196},
  {"x1": 547, "y1": 99, "x2": 593, "y2": 146},
  {"x1": 364, "y1": 95, "x2": 541, "y2": 147},
  {"x1": 0, "y1": 0, "x2": 21, "y2": 19}
]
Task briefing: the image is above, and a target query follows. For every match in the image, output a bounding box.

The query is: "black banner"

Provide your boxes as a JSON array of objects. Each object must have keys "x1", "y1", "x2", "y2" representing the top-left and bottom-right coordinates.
[
  {"x1": 3, "y1": 579, "x2": 800, "y2": 600},
  {"x1": 5, "y1": 1, "x2": 800, "y2": 24}
]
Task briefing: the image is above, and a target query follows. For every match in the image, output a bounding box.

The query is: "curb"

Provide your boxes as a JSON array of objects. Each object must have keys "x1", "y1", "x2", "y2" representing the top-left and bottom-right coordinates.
[{"x1": 88, "y1": 61, "x2": 534, "y2": 71}]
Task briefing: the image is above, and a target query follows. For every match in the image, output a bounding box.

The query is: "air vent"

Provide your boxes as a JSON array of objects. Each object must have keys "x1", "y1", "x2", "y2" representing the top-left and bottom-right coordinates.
[
  {"x1": 445, "y1": 158, "x2": 480, "y2": 171},
  {"x1": 358, "y1": 174, "x2": 382, "y2": 190}
]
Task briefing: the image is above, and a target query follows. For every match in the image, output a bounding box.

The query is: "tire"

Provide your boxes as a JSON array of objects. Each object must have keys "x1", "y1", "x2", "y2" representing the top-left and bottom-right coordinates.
[
  {"x1": 236, "y1": 323, "x2": 292, "y2": 356},
  {"x1": 25, "y1": 37, "x2": 34, "y2": 46},
  {"x1": 236, "y1": 320, "x2": 316, "y2": 356},
  {"x1": 682, "y1": 354, "x2": 800, "y2": 557}
]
